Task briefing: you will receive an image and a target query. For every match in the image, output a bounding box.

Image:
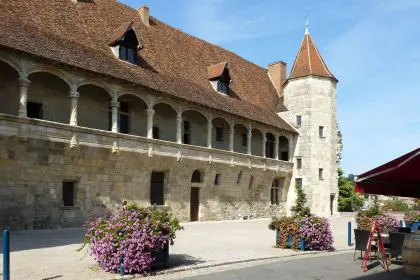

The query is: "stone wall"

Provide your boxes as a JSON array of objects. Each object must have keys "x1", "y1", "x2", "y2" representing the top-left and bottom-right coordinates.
[{"x1": 0, "y1": 134, "x2": 290, "y2": 229}]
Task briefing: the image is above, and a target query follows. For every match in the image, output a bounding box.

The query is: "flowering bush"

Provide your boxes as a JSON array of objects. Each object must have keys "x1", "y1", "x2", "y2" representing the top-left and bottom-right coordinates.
[
  {"x1": 356, "y1": 210, "x2": 399, "y2": 230},
  {"x1": 299, "y1": 216, "x2": 334, "y2": 251},
  {"x1": 269, "y1": 215, "x2": 333, "y2": 251},
  {"x1": 82, "y1": 204, "x2": 183, "y2": 274},
  {"x1": 404, "y1": 210, "x2": 420, "y2": 225}
]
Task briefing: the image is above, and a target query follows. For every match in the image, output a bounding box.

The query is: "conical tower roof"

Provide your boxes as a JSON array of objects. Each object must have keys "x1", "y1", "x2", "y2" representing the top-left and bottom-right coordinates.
[{"x1": 288, "y1": 25, "x2": 336, "y2": 81}]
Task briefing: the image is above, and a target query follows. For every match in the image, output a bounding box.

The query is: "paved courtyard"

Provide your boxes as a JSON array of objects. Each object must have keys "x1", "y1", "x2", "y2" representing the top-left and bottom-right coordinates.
[{"x1": 0, "y1": 216, "x2": 356, "y2": 279}]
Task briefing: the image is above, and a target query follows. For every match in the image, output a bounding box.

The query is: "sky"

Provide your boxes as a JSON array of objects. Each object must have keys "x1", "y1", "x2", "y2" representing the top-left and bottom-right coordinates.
[{"x1": 121, "y1": 0, "x2": 420, "y2": 175}]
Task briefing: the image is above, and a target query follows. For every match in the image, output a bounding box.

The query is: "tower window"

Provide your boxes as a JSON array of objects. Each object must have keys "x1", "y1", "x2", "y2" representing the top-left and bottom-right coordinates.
[
  {"x1": 27, "y1": 101, "x2": 44, "y2": 119},
  {"x1": 319, "y1": 126, "x2": 325, "y2": 138},
  {"x1": 319, "y1": 168, "x2": 324, "y2": 180},
  {"x1": 297, "y1": 157, "x2": 302, "y2": 169},
  {"x1": 215, "y1": 127, "x2": 224, "y2": 142},
  {"x1": 296, "y1": 115, "x2": 302, "y2": 127},
  {"x1": 62, "y1": 181, "x2": 76, "y2": 207},
  {"x1": 241, "y1": 133, "x2": 247, "y2": 146},
  {"x1": 295, "y1": 178, "x2": 303, "y2": 188}
]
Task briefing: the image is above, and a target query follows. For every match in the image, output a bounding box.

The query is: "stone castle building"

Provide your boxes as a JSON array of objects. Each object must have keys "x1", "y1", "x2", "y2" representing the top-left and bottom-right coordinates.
[{"x1": 0, "y1": 0, "x2": 338, "y2": 229}]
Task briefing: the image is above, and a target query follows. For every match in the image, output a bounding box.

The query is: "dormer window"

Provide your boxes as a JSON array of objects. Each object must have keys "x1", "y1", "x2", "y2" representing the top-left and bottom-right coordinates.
[
  {"x1": 208, "y1": 62, "x2": 232, "y2": 96},
  {"x1": 109, "y1": 21, "x2": 142, "y2": 65}
]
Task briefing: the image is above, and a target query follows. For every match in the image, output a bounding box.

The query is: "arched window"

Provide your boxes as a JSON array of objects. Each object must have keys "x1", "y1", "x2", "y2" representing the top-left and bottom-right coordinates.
[
  {"x1": 279, "y1": 136, "x2": 289, "y2": 161},
  {"x1": 191, "y1": 170, "x2": 202, "y2": 183}
]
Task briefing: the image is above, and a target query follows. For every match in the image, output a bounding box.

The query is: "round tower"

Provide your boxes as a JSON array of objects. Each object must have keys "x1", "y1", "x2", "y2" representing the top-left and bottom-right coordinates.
[{"x1": 282, "y1": 24, "x2": 338, "y2": 217}]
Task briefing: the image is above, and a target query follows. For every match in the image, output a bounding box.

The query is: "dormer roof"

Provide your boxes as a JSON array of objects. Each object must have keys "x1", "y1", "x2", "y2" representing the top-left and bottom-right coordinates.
[
  {"x1": 288, "y1": 32, "x2": 336, "y2": 82},
  {"x1": 108, "y1": 20, "x2": 142, "y2": 49}
]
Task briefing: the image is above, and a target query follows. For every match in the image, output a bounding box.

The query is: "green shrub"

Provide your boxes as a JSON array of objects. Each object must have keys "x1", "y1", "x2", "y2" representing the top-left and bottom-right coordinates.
[{"x1": 381, "y1": 199, "x2": 410, "y2": 212}]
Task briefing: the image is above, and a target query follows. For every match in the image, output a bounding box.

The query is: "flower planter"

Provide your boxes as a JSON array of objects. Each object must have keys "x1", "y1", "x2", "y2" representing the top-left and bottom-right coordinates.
[{"x1": 151, "y1": 242, "x2": 169, "y2": 269}]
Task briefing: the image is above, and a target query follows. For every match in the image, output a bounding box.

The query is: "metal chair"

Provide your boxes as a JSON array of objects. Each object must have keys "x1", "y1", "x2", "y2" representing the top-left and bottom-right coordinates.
[
  {"x1": 354, "y1": 229, "x2": 377, "y2": 261},
  {"x1": 388, "y1": 232, "x2": 405, "y2": 262}
]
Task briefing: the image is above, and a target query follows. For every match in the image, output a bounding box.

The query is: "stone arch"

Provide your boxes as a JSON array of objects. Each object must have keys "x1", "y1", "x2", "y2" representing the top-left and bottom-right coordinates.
[
  {"x1": 76, "y1": 80, "x2": 113, "y2": 98},
  {"x1": 153, "y1": 102, "x2": 177, "y2": 141},
  {"x1": 279, "y1": 136, "x2": 289, "y2": 161},
  {"x1": 233, "y1": 123, "x2": 248, "y2": 154},
  {"x1": 191, "y1": 169, "x2": 204, "y2": 183},
  {"x1": 265, "y1": 132, "x2": 275, "y2": 158},
  {"x1": 28, "y1": 68, "x2": 72, "y2": 88},
  {"x1": 182, "y1": 109, "x2": 208, "y2": 147},
  {"x1": 0, "y1": 60, "x2": 20, "y2": 115},
  {"x1": 0, "y1": 57, "x2": 22, "y2": 74},
  {"x1": 27, "y1": 71, "x2": 71, "y2": 123},
  {"x1": 78, "y1": 84, "x2": 111, "y2": 131},
  {"x1": 251, "y1": 128, "x2": 263, "y2": 156},
  {"x1": 117, "y1": 93, "x2": 148, "y2": 136},
  {"x1": 211, "y1": 116, "x2": 230, "y2": 150}
]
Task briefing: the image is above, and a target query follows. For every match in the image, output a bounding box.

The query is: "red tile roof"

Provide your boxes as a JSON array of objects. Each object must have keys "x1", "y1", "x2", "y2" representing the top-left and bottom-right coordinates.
[
  {"x1": 0, "y1": 0, "x2": 296, "y2": 133},
  {"x1": 208, "y1": 62, "x2": 228, "y2": 80},
  {"x1": 288, "y1": 33, "x2": 336, "y2": 81}
]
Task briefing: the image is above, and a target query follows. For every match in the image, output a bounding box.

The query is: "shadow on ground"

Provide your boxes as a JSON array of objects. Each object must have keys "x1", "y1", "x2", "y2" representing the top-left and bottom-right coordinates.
[
  {"x1": 350, "y1": 266, "x2": 418, "y2": 280},
  {"x1": 0, "y1": 228, "x2": 85, "y2": 253},
  {"x1": 167, "y1": 254, "x2": 206, "y2": 268}
]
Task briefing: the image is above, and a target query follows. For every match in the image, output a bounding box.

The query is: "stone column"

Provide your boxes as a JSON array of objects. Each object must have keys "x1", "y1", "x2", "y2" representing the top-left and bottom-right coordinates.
[
  {"x1": 229, "y1": 123, "x2": 234, "y2": 152},
  {"x1": 247, "y1": 126, "x2": 252, "y2": 155},
  {"x1": 176, "y1": 111, "x2": 182, "y2": 144},
  {"x1": 69, "y1": 91, "x2": 79, "y2": 126},
  {"x1": 18, "y1": 78, "x2": 31, "y2": 117},
  {"x1": 262, "y1": 133, "x2": 267, "y2": 158},
  {"x1": 274, "y1": 133, "x2": 279, "y2": 160},
  {"x1": 146, "y1": 108, "x2": 155, "y2": 139},
  {"x1": 207, "y1": 119, "x2": 212, "y2": 148},
  {"x1": 110, "y1": 100, "x2": 119, "y2": 133}
]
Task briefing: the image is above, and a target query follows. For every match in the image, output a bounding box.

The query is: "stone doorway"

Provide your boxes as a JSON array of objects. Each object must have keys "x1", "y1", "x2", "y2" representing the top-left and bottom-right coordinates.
[{"x1": 190, "y1": 187, "x2": 200, "y2": 221}]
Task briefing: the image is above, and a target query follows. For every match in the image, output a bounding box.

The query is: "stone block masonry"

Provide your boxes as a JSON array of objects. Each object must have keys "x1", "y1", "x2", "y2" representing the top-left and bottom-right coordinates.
[{"x1": 0, "y1": 135, "x2": 290, "y2": 229}]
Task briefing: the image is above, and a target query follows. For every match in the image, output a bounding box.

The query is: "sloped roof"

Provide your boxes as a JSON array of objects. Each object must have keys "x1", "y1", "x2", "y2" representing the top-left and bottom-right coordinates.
[
  {"x1": 0, "y1": 0, "x2": 296, "y2": 133},
  {"x1": 108, "y1": 20, "x2": 142, "y2": 49},
  {"x1": 288, "y1": 33, "x2": 336, "y2": 81}
]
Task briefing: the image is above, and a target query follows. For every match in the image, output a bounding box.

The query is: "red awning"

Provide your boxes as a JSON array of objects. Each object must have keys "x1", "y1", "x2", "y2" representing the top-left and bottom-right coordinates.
[{"x1": 355, "y1": 148, "x2": 420, "y2": 198}]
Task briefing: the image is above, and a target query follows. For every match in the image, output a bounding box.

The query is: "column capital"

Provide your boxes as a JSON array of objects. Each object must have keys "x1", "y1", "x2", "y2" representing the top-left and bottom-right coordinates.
[
  {"x1": 18, "y1": 78, "x2": 31, "y2": 88},
  {"x1": 110, "y1": 100, "x2": 120, "y2": 108},
  {"x1": 146, "y1": 108, "x2": 155, "y2": 115},
  {"x1": 69, "y1": 91, "x2": 80, "y2": 99}
]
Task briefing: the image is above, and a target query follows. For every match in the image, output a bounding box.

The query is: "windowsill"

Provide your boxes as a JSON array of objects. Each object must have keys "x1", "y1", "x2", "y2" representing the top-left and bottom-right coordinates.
[
  {"x1": 320, "y1": 136, "x2": 326, "y2": 139},
  {"x1": 59, "y1": 206, "x2": 81, "y2": 210}
]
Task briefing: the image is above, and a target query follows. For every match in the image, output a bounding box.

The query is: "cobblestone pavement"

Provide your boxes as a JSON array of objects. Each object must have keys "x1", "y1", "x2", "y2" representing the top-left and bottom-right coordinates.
[{"x1": 0, "y1": 216, "x2": 355, "y2": 279}]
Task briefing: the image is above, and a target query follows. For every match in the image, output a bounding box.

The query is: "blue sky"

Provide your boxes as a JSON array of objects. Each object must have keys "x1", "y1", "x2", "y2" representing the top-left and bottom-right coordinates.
[{"x1": 121, "y1": 0, "x2": 420, "y2": 175}]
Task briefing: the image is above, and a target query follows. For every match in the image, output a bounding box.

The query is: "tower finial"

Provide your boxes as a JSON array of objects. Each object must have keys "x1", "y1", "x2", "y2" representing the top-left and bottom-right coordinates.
[{"x1": 305, "y1": 18, "x2": 309, "y2": 35}]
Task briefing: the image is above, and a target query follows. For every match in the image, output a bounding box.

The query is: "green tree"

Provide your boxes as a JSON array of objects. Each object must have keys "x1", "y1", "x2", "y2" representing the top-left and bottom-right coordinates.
[
  {"x1": 381, "y1": 198, "x2": 410, "y2": 212},
  {"x1": 338, "y1": 168, "x2": 365, "y2": 212},
  {"x1": 291, "y1": 180, "x2": 311, "y2": 216}
]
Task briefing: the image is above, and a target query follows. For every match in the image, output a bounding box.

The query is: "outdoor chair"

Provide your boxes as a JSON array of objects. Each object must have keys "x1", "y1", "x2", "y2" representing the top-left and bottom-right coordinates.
[
  {"x1": 388, "y1": 232, "x2": 405, "y2": 262},
  {"x1": 354, "y1": 229, "x2": 377, "y2": 261}
]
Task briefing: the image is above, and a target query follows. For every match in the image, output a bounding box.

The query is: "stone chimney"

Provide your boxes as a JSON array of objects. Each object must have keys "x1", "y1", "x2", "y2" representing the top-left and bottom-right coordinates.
[
  {"x1": 268, "y1": 61, "x2": 287, "y2": 94},
  {"x1": 138, "y1": 5, "x2": 150, "y2": 26}
]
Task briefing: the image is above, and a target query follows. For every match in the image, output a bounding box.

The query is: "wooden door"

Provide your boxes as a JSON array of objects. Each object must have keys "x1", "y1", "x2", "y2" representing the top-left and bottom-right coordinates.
[{"x1": 190, "y1": 187, "x2": 199, "y2": 221}]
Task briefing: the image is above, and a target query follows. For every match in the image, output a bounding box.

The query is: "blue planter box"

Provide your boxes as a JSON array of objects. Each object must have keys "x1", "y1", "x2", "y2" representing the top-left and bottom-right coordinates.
[{"x1": 408, "y1": 221, "x2": 420, "y2": 233}]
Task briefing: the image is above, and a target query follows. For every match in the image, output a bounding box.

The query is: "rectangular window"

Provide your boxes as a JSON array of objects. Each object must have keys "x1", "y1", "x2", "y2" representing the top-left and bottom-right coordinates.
[
  {"x1": 319, "y1": 168, "x2": 324, "y2": 180},
  {"x1": 215, "y1": 127, "x2": 224, "y2": 142},
  {"x1": 62, "y1": 181, "x2": 75, "y2": 207},
  {"x1": 297, "y1": 157, "x2": 302, "y2": 169},
  {"x1": 241, "y1": 132, "x2": 248, "y2": 147},
  {"x1": 217, "y1": 80, "x2": 228, "y2": 94},
  {"x1": 150, "y1": 172, "x2": 165, "y2": 205},
  {"x1": 119, "y1": 101, "x2": 130, "y2": 134},
  {"x1": 271, "y1": 188, "x2": 279, "y2": 205},
  {"x1": 295, "y1": 178, "x2": 303, "y2": 188},
  {"x1": 319, "y1": 126, "x2": 325, "y2": 138},
  {"x1": 214, "y1": 174, "x2": 220, "y2": 185},
  {"x1": 296, "y1": 115, "x2": 302, "y2": 127},
  {"x1": 153, "y1": 126, "x2": 159, "y2": 139},
  {"x1": 248, "y1": 175, "x2": 254, "y2": 190},
  {"x1": 237, "y1": 171, "x2": 242, "y2": 184},
  {"x1": 183, "y1": 120, "x2": 191, "y2": 144},
  {"x1": 27, "y1": 101, "x2": 43, "y2": 119}
]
